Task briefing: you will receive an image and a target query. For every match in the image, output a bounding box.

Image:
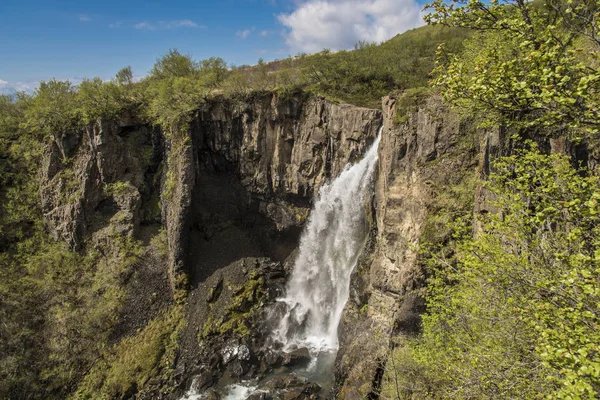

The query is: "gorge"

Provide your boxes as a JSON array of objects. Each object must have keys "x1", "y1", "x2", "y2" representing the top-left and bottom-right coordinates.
[
  {"x1": 3, "y1": 5, "x2": 600, "y2": 396},
  {"x1": 29, "y1": 90, "x2": 497, "y2": 399},
  {"x1": 5, "y1": 86, "x2": 598, "y2": 400}
]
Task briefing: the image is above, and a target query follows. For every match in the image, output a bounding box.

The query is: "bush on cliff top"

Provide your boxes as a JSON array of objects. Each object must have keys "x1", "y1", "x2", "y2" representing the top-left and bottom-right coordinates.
[{"x1": 384, "y1": 146, "x2": 600, "y2": 399}]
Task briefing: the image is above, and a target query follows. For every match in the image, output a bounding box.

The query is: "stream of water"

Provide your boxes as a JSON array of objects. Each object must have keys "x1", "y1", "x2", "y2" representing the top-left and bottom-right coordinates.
[{"x1": 272, "y1": 130, "x2": 381, "y2": 353}]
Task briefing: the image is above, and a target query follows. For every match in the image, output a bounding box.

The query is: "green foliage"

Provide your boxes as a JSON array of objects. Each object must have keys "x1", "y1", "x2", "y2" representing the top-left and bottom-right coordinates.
[
  {"x1": 149, "y1": 49, "x2": 198, "y2": 79},
  {"x1": 200, "y1": 274, "x2": 267, "y2": 340},
  {"x1": 393, "y1": 87, "x2": 435, "y2": 125},
  {"x1": 381, "y1": 341, "x2": 433, "y2": 399},
  {"x1": 104, "y1": 180, "x2": 135, "y2": 197},
  {"x1": 0, "y1": 95, "x2": 44, "y2": 247},
  {"x1": 22, "y1": 80, "x2": 79, "y2": 139},
  {"x1": 199, "y1": 57, "x2": 228, "y2": 88},
  {"x1": 73, "y1": 305, "x2": 185, "y2": 399},
  {"x1": 145, "y1": 76, "x2": 207, "y2": 136},
  {"x1": 77, "y1": 77, "x2": 129, "y2": 123},
  {"x1": 150, "y1": 228, "x2": 169, "y2": 258},
  {"x1": 115, "y1": 66, "x2": 133, "y2": 85},
  {"x1": 426, "y1": 0, "x2": 600, "y2": 138},
  {"x1": 0, "y1": 232, "x2": 145, "y2": 398},
  {"x1": 298, "y1": 25, "x2": 469, "y2": 108},
  {"x1": 403, "y1": 145, "x2": 600, "y2": 399},
  {"x1": 0, "y1": 99, "x2": 149, "y2": 397}
]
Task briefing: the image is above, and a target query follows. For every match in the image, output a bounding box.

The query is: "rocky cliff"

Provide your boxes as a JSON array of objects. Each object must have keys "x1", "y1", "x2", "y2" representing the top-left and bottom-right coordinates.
[
  {"x1": 40, "y1": 93, "x2": 381, "y2": 282},
  {"x1": 333, "y1": 93, "x2": 600, "y2": 399},
  {"x1": 164, "y1": 94, "x2": 382, "y2": 287}
]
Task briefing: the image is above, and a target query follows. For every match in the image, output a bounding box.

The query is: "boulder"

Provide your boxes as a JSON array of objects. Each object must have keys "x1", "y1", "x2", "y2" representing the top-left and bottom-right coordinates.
[{"x1": 282, "y1": 348, "x2": 311, "y2": 367}]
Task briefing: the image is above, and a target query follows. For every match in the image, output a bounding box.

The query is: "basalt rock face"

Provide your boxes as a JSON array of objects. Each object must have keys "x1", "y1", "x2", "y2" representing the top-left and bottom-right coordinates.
[
  {"x1": 39, "y1": 93, "x2": 382, "y2": 283},
  {"x1": 165, "y1": 93, "x2": 382, "y2": 284},
  {"x1": 334, "y1": 94, "x2": 600, "y2": 398},
  {"x1": 40, "y1": 119, "x2": 163, "y2": 250},
  {"x1": 39, "y1": 89, "x2": 600, "y2": 399},
  {"x1": 38, "y1": 93, "x2": 382, "y2": 398}
]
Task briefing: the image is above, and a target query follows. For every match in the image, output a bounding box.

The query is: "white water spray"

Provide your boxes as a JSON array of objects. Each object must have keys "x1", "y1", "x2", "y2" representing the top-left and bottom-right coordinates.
[{"x1": 273, "y1": 130, "x2": 381, "y2": 353}]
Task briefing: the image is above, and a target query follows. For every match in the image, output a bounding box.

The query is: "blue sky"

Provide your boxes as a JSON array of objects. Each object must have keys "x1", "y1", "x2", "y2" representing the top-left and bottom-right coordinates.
[{"x1": 0, "y1": 0, "x2": 425, "y2": 94}]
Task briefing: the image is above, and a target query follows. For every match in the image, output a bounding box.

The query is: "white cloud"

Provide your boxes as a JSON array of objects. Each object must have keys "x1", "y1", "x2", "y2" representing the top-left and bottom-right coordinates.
[
  {"x1": 168, "y1": 19, "x2": 199, "y2": 28},
  {"x1": 0, "y1": 80, "x2": 40, "y2": 95},
  {"x1": 259, "y1": 29, "x2": 272, "y2": 37},
  {"x1": 79, "y1": 14, "x2": 91, "y2": 22},
  {"x1": 134, "y1": 20, "x2": 204, "y2": 30},
  {"x1": 236, "y1": 27, "x2": 255, "y2": 39},
  {"x1": 278, "y1": 0, "x2": 424, "y2": 53},
  {"x1": 135, "y1": 21, "x2": 155, "y2": 30},
  {"x1": 109, "y1": 21, "x2": 122, "y2": 28}
]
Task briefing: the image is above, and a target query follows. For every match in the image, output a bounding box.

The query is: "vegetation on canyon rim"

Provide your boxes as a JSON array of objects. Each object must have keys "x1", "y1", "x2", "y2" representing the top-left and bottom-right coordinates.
[{"x1": 0, "y1": 0, "x2": 599, "y2": 399}]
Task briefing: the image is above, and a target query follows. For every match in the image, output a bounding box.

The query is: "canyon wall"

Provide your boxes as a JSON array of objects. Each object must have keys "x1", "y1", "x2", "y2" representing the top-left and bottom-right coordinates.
[
  {"x1": 335, "y1": 94, "x2": 488, "y2": 399},
  {"x1": 40, "y1": 93, "x2": 382, "y2": 285},
  {"x1": 334, "y1": 94, "x2": 599, "y2": 399},
  {"x1": 39, "y1": 89, "x2": 600, "y2": 398}
]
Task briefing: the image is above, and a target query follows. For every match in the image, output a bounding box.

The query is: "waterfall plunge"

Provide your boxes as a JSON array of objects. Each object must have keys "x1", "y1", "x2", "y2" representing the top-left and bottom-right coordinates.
[{"x1": 272, "y1": 130, "x2": 381, "y2": 353}]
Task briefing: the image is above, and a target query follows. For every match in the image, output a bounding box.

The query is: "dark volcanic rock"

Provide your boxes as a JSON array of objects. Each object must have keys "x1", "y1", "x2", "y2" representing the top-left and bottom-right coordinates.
[
  {"x1": 282, "y1": 348, "x2": 311, "y2": 367},
  {"x1": 264, "y1": 373, "x2": 307, "y2": 391},
  {"x1": 247, "y1": 391, "x2": 272, "y2": 400},
  {"x1": 207, "y1": 276, "x2": 224, "y2": 303},
  {"x1": 190, "y1": 372, "x2": 215, "y2": 392}
]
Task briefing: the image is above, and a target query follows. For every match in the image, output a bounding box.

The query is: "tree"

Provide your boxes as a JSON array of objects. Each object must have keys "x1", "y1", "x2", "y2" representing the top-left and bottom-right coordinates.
[
  {"x1": 425, "y1": 0, "x2": 600, "y2": 138},
  {"x1": 115, "y1": 66, "x2": 133, "y2": 85},
  {"x1": 145, "y1": 76, "x2": 207, "y2": 137},
  {"x1": 149, "y1": 49, "x2": 197, "y2": 79},
  {"x1": 411, "y1": 145, "x2": 600, "y2": 399},
  {"x1": 252, "y1": 57, "x2": 272, "y2": 90},
  {"x1": 78, "y1": 78, "x2": 125, "y2": 123},
  {"x1": 199, "y1": 57, "x2": 228, "y2": 88},
  {"x1": 21, "y1": 80, "x2": 80, "y2": 158}
]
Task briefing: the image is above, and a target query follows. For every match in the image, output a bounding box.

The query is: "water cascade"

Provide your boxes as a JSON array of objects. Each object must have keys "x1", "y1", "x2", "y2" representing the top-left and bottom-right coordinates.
[{"x1": 272, "y1": 130, "x2": 381, "y2": 353}]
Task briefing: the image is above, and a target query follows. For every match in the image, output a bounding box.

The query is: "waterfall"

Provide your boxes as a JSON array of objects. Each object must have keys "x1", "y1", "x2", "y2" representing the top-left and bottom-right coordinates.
[{"x1": 272, "y1": 129, "x2": 381, "y2": 353}]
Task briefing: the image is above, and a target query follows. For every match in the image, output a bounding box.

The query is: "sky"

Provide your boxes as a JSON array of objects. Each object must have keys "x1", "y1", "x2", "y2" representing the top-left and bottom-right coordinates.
[{"x1": 0, "y1": 0, "x2": 426, "y2": 94}]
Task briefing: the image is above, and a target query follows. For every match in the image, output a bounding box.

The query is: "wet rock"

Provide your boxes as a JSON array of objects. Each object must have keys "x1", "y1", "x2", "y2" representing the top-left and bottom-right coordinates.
[
  {"x1": 247, "y1": 391, "x2": 272, "y2": 400},
  {"x1": 206, "y1": 389, "x2": 220, "y2": 400},
  {"x1": 283, "y1": 348, "x2": 311, "y2": 367},
  {"x1": 261, "y1": 349, "x2": 283, "y2": 370},
  {"x1": 173, "y1": 363, "x2": 186, "y2": 388},
  {"x1": 267, "y1": 271, "x2": 285, "y2": 280},
  {"x1": 282, "y1": 382, "x2": 321, "y2": 400},
  {"x1": 227, "y1": 360, "x2": 246, "y2": 377},
  {"x1": 208, "y1": 353, "x2": 221, "y2": 370},
  {"x1": 302, "y1": 382, "x2": 321, "y2": 396},
  {"x1": 283, "y1": 391, "x2": 303, "y2": 400},
  {"x1": 221, "y1": 344, "x2": 252, "y2": 365},
  {"x1": 190, "y1": 372, "x2": 214, "y2": 392},
  {"x1": 264, "y1": 373, "x2": 307, "y2": 390},
  {"x1": 221, "y1": 345, "x2": 239, "y2": 364},
  {"x1": 238, "y1": 344, "x2": 251, "y2": 361}
]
